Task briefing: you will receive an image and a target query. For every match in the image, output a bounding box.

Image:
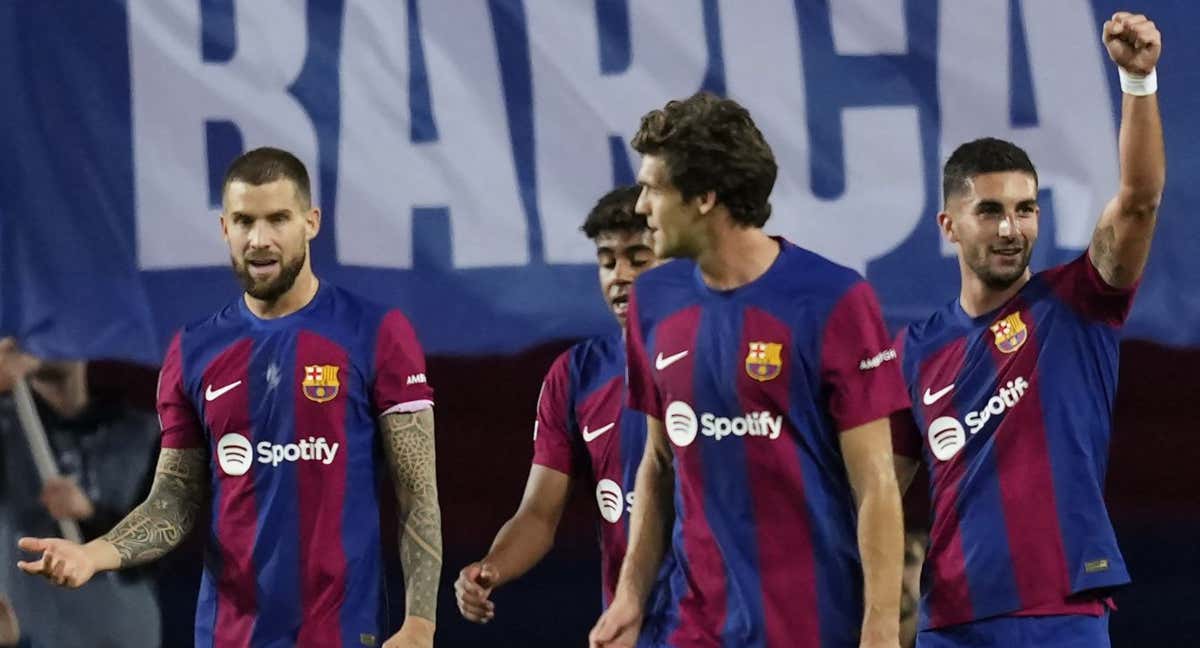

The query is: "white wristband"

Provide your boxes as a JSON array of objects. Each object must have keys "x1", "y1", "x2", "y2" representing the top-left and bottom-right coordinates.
[{"x1": 1118, "y1": 67, "x2": 1157, "y2": 96}]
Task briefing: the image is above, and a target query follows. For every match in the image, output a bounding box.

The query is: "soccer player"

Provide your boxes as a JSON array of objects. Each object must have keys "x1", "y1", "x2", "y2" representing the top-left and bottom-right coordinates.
[
  {"x1": 454, "y1": 186, "x2": 673, "y2": 633},
  {"x1": 16, "y1": 148, "x2": 442, "y2": 648},
  {"x1": 890, "y1": 12, "x2": 1163, "y2": 647},
  {"x1": 589, "y1": 92, "x2": 908, "y2": 648}
]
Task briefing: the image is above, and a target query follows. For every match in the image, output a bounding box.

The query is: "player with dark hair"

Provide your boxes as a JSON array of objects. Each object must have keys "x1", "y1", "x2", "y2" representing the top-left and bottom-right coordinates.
[
  {"x1": 455, "y1": 186, "x2": 674, "y2": 638},
  {"x1": 590, "y1": 91, "x2": 907, "y2": 648},
  {"x1": 891, "y1": 13, "x2": 1163, "y2": 647},
  {"x1": 17, "y1": 147, "x2": 443, "y2": 648}
]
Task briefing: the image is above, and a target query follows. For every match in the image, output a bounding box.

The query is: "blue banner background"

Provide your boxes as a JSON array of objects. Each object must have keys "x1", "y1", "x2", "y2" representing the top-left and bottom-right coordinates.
[{"x1": 1, "y1": 0, "x2": 1195, "y2": 365}]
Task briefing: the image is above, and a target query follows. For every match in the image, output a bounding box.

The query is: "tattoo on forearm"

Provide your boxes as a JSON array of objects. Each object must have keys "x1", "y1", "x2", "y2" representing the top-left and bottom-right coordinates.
[
  {"x1": 101, "y1": 448, "x2": 206, "y2": 567},
  {"x1": 382, "y1": 409, "x2": 443, "y2": 623}
]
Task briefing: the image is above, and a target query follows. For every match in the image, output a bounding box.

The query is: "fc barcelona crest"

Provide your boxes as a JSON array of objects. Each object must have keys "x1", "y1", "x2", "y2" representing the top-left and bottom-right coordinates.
[
  {"x1": 990, "y1": 312, "x2": 1028, "y2": 354},
  {"x1": 745, "y1": 342, "x2": 783, "y2": 382},
  {"x1": 302, "y1": 365, "x2": 340, "y2": 403}
]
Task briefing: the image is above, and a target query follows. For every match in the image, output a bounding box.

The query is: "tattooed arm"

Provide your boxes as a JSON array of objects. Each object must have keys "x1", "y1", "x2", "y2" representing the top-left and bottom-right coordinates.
[
  {"x1": 380, "y1": 408, "x2": 442, "y2": 645},
  {"x1": 1090, "y1": 13, "x2": 1164, "y2": 289},
  {"x1": 16, "y1": 448, "x2": 207, "y2": 588}
]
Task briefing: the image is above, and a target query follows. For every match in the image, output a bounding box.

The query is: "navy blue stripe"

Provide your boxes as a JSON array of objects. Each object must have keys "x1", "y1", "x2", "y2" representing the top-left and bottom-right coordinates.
[
  {"x1": 250, "y1": 332, "x2": 302, "y2": 644},
  {"x1": 694, "y1": 303, "x2": 768, "y2": 648},
  {"x1": 343, "y1": 312, "x2": 384, "y2": 642}
]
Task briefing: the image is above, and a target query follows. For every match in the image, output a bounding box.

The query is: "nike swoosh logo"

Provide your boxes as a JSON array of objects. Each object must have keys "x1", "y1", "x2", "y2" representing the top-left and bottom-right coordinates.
[
  {"x1": 582, "y1": 422, "x2": 615, "y2": 443},
  {"x1": 655, "y1": 350, "x2": 689, "y2": 370},
  {"x1": 205, "y1": 380, "x2": 243, "y2": 402},
  {"x1": 923, "y1": 384, "x2": 955, "y2": 406}
]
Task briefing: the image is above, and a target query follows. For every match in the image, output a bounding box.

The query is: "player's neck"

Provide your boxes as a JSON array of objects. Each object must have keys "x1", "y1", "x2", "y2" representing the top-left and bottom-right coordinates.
[
  {"x1": 958, "y1": 267, "x2": 1032, "y2": 318},
  {"x1": 696, "y1": 223, "x2": 779, "y2": 291},
  {"x1": 244, "y1": 269, "x2": 320, "y2": 320}
]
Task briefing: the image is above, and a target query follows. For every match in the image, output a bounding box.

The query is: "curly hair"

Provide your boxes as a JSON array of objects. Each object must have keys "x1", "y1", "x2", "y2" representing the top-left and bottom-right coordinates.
[
  {"x1": 580, "y1": 185, "x2": 646, "y2": 239},
  {"x1": 942, "y1": 137, "x2": 1038, "y2": 206},
  {"x1": 631, "y1": 92, "x2": 777, "y2": 227}
]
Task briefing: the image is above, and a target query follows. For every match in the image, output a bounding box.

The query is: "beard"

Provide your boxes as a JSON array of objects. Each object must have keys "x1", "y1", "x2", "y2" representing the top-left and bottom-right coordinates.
[
  {"x1": 965, "y1": 243, "x2": 1032, "y2": 290},
  {"x1": 231, "y1": 246, "x2": 306, "y2": 302}
]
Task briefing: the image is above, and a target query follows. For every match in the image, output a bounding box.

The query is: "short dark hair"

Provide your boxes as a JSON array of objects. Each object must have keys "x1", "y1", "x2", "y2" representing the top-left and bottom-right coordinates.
[
  {"x1": 942, "y1": 138, "x2": 1038, "y2": 206},
  {"x1": 631, "y1": 92, "x2": 777, "y2": 228},
  {"x1": 222, "y1": 147, "x2": 312, "y2": 207},
  {"x1": 581, "y1": 185, "x2": 646, "y2": 239}
]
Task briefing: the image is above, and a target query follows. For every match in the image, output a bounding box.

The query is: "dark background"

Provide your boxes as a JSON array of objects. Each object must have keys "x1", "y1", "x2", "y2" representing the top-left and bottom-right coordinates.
[{"x1": 102, "y1": 337, "x2": 1197, "y2": 647}]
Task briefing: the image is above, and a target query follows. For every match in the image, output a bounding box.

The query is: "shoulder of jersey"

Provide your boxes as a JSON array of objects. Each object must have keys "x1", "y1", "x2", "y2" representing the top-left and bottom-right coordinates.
[
  {"x1": 772, "y1": 241, "x2": 864, "y2": 298},
  {"x1": 569, "y1": 333, "x2": 625, "y2": 387},
  {"x1": 633, "y1": 257, "x2": 695, "y2": 290},
  {"x1": 570, "y1": 332, "x2": 623, "y2": 365},
  {"x1": 178, "y1": 296, "x2": 243, "y2": 336},
  {"x1": 902, "y1": 298, "x2": 960, "y2": 348}
]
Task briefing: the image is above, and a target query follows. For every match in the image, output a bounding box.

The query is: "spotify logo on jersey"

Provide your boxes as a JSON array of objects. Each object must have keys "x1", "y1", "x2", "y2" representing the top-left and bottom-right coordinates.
[
  {"x1": 927, "y1": 417, "x2": 967, "y2": 461},
  {"x1": 217, "y1": 433, "x2": 254, "y2": 476},
  {"x1": 595, "y1": 479, "x2": 624, "y2": 524},
  {"x1": 665, "y1": 401, "x2": 699, "y2": 447}
]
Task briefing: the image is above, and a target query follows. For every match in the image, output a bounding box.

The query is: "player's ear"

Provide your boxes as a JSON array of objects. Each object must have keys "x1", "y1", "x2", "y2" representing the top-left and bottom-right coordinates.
[
  {"x1": 219, "y1": 212, "x2": 231, "y2": 244},
  {"x1": 937, "y1": 210, "x2": 958, "y2": 245},
  {"x1": 696, "y1": 190, "x2": 718, "y2": 216},
  {"x1": 304, "y1": 207, "x2": 321, "y2": 241}
]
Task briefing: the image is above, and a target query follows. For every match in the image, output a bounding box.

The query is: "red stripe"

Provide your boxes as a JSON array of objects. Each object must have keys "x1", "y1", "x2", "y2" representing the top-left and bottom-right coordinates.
[
  {"x1": 654, "y1": 307, "x2": 725, "y2": 647},
  {"x1": 295, "y1": 333, "x2": 349, "y2": 648},
  {"x1": 918, "y1": 338, "x2": 973, "y2": 628},
  {"x1": 205, "y1": 339, "x2": 257, "y2": 647},
  {"x1": 737, "y1": 308, "x2": 819, "y2": 647},
  {"x1": 986, "y1": 305, "x2": 1069, "y2": 610},
  {"x1": 582, "y1": 376, "x2": 629, "y2": 604}
]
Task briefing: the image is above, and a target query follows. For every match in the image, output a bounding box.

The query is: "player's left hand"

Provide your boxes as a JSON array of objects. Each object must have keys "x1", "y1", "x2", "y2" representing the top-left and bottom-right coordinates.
[
  {"x1": 40, "y1": 476, "x2": 95, "y2": 521},
  {"x1": 1103, "y1": 12, "x2": 1161, "y2": 75},
  {"x1": 588, "y1": 591, "x2": 643, "y2": 648},
  {"x1": 382, "y1": 616, "x2": 434, "y2": 648}
]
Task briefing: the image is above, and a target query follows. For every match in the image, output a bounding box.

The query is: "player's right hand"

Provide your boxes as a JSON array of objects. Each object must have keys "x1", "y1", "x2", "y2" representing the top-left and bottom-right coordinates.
[
  {"x1": 15, "y1": 537, "x2": 98, "y2": 589},
  {"x1": 588, "y1": 592, "x2": 643, "y2": 648},
  {"x1": 454, "y1": 561, "x2": 498, "y2": 623}
]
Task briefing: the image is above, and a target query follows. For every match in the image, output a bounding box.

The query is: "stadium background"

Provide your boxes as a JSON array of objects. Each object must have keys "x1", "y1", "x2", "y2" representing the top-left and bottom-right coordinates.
[{"x1": 3, "y1": 1, "x2": 1198, "y2": 646}]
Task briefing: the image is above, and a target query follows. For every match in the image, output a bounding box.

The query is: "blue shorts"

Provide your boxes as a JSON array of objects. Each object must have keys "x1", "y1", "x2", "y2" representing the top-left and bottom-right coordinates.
[{"x1": 917, "y1": 613, "x2": 1110, "y2": 648}]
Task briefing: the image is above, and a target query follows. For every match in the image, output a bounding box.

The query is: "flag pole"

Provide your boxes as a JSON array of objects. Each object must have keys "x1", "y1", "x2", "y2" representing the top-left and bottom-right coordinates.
[{"x1": 12, "y1": 378, "x2": 84, "y2": 543}]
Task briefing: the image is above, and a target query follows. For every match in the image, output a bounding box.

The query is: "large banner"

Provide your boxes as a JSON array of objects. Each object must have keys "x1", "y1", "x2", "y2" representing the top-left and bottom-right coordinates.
[{"x1": 2, "y1": 1, "x2": 1196, "y2": 363}]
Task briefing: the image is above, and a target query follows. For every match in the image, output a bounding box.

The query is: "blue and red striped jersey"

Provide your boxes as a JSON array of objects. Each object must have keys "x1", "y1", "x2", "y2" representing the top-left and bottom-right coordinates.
[
  {"x1": 625, "y1": 238, "x2": 908, "y2": 647},
  {"x1": 893, "y1": 252, "x2": 1135, "y2": 630},
  {"x1": 531, "y1": 334, "x2": 674, "y2": 619},
  {"x1": 156, "y1": 283, "x2": 433, "y2": 648}
]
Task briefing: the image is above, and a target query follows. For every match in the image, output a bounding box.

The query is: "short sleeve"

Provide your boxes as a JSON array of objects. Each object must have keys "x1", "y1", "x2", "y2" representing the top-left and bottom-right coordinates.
[
  {"x1": 373, "y1": 309, "x2": 434, "y2": 416},
  {"x1": 158, "y1": 332, "x2": 205, "y2": 449},
  {"x1": 888, "y1": 328, "x2": 924, "y2": 460},
  {"x1": 625, "y1": 286, "x2": 663, "y2": 420},
  {"x1": 1044, "y1": 252, "x2": 1138, "y2": 327},
  {"x1": 820, "y1": 281, "x2": 910, "y2": 432},
  {"x1": 531, "y1": 351, "x2": 580, "y2": 476}
]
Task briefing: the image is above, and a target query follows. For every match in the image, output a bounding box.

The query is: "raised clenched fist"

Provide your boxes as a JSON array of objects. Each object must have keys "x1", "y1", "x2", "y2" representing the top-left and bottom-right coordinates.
[{"x1": 1103, "y1": 12, "x2": 1161, "y2": 75}]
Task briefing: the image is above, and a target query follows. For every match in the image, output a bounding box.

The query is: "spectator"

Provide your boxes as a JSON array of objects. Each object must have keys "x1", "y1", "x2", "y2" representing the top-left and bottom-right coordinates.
[{"x1": 0, "y1": 339, "x2": 161, "y2": 648}]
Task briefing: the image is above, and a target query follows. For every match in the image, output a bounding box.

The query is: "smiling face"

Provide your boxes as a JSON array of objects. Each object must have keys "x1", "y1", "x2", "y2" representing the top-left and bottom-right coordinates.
[
  {"x1": 221, "y1": 178, "x2": 319, "y2": 303},
  {"x1": 592, "y1": 228, "x2": 657, "y2": 327},
  {"x1": 940, "y1": 171, "x2": 1039, "y2": 290}
]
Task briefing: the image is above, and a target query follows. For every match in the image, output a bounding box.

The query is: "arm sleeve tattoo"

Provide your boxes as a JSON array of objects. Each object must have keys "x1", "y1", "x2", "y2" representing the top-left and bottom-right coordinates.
[
  {"x1": 381, "y1": 408, "x2": 443, "y2": 623},
  {"x1": 100, "y1": 447, "x2": 207, "y2": 567}
]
